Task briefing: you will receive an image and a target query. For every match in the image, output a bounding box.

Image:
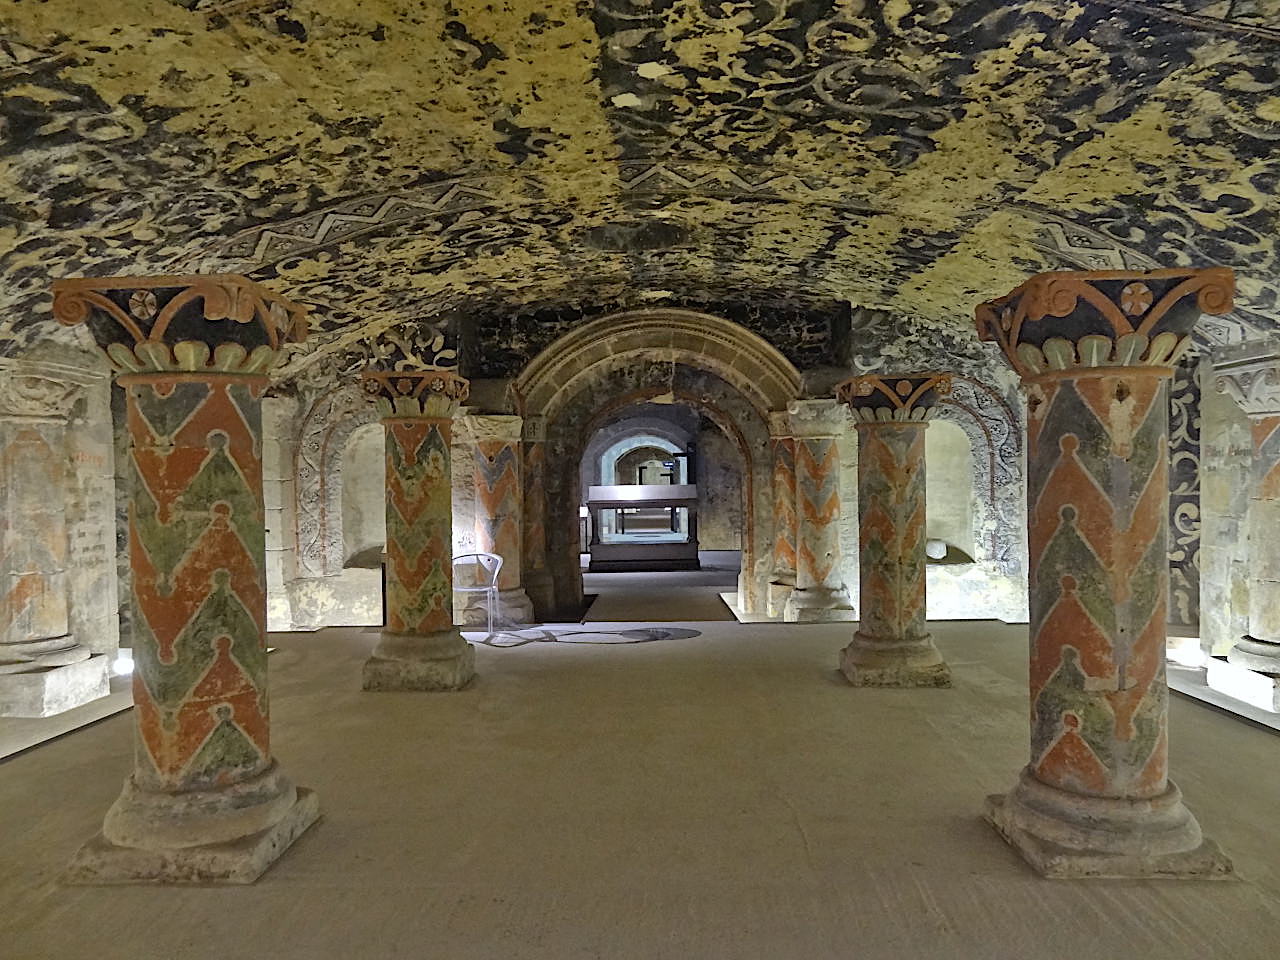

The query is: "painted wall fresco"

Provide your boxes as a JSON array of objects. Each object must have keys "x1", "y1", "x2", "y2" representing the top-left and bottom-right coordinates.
[{"x1": 1, "y1": 1, "x2": 1276, "y2": 379}]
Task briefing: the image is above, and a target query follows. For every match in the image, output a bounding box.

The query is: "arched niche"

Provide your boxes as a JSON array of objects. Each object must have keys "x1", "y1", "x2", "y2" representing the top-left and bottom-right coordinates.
[
  {"x1": 924, "y1": 419, "x2": 976, "y2": 559},
  {"x1": 601, "y1": 435, "x2": 686, "y2": 485},
  {"x1": 341, "y1": 422, "x2": 386, "y2": 568}
]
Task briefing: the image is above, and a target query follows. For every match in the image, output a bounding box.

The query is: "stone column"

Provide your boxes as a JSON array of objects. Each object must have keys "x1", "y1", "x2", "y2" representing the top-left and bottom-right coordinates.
[
  {"x1": 521, "y1": 415, "x2": 554, "y2": 621},
  {"x1": 766, "y1": 411, "x2": 798, "y2": 618},
  {"x1": 461, "y1": 414, "x2": 533, "y2": 625},
  {"x1": 837, "y1": 373, "x2": 952, "y2": 688},
  {"x1": 1215, "y1": 341, "x2": 1280, "y2": 680},
  {"x1": 784, "y1": 399, "x2": 855, "y2": 622},
  {"x1": 52, "y1": 275, "x2": 318, "y2": 884},
  {"x1": 976, "y1": 267, "x2": 1234, "y2": 878},
  {"x1": 360, "y1": 367, "x2": 474, "y2": 691},
  {"x1": 0, "y1": 366, "x2": 110, "y2": 716}
]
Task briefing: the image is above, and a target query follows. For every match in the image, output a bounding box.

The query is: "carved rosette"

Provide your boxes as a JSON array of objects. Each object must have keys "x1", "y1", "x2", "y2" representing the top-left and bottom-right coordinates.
[
  {"x1": 51, "y1": 274, "x2": 307, "y2": 376},
  {"x1": 360, "y1": 369, "x2": 470, "y2": 419},
  {"x1": 1214, "y1": 341, "x2": 1280, "y2": 419},
  {"x1": 975, "y1": 268, "x2": 1234, "y2": 380},
  {"x1": 837, "y1": 373, "x2": 952, "y2": 424}
]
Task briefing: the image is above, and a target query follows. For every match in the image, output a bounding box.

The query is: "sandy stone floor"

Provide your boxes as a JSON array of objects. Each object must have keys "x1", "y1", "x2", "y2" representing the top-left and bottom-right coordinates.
[{"x1": 2, "y1": 620, "x2": 1279, "y2": 960}]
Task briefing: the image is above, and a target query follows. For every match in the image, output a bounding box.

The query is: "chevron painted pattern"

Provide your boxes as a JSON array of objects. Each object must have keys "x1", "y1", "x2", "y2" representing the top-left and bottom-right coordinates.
[
  {"x1": 1026, "y1": 373, "x2": 1170, "y2": 801},
  {"x1": 1246, "y1": 415, "x2": 1280, "y2": 642},
  {"x1": 474, "y1": 439, "x2": 522, "y2": 592},
  {"x1": 856, "y1": 423, "x2": 928, "y2": 643},
  {"x1": 384, "y1": 418, "x2": 454, "y2": 636},
  {"x1": 125, "y1": 375, "x2": 271, "y2": 791},
  {"x1": 794, "y1": 437, "x2": 841, "y2": 591},
  {"x1": 770, "y1": 436, "x2": 797, "y2": 581}
]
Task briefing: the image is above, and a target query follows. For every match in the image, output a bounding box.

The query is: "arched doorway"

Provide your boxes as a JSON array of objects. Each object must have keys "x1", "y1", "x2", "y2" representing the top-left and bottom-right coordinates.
[{"x1": 514, "y1": 309, "x2": 801, "y2": 619}]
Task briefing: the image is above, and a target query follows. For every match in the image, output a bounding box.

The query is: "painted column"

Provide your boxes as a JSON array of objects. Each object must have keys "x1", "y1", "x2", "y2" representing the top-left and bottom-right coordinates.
[
  {"x1": 0, "y1": 366, "x2": 110, "y2": 716},
  {"x1": 1215, "y1": 342, "x2": 1280, "y2": 683},
  {"x1": 766, "y1": 411, "x2": 797, "y2": 618},
  {"x1": 521, "y1": 415, "x2": 554, "y2": 621},
  {"x1": 462, "y1": 414, "x2": 533, "y2": 625},
  {"x1": 976, "y1": 267, "x2": 1234, "y2": 878},
  {"x1": 838, "y1": 373, "x2": 952, "y2": 688},
  {"x1": 53, "y1": 275, "x2": 318, "y2": 884},
  {"x1": 360, "y1": 367, "x2": 474, "y2": 691},
  {"x1": 784, "y1": 399, "x2": 855, "y2": 623}
]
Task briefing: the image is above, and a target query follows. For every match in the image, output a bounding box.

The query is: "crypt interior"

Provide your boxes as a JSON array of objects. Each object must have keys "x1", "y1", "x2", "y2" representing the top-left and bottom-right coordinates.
[{"x1": 1, "y1": 1, "x2": 1280, "y2": 958}]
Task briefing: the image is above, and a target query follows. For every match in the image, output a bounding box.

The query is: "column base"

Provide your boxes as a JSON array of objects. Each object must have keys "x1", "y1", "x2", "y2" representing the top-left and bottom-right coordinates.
[
  {"x1": 984, "y1": 768, "x2": 1232, "y2": 879},
  {"x1": 363, "y1": 628, "x2": 475, "y2": 691},
  {"x1": 839, "y1": 632, "x2": 951, "y2": 688},
  {"x1": 1227, "y1": 636, "x2": 1280, "y2": 676},
  {"x1": 458, "y1": 587, "x2": 534, "y2": 627},
  {"x1": 783, "y1": 587, "x2": 855, "y2": 623},
  {"x1": 524, "y1": 569, "x2": 556, "y2": 622},
  {"x1": 766, "y1": 580, "x2": 794, "y2": 619},
  {"x1": 0, "y1": 653, "x2": 109, "y2": 718},
  {"x1": 65, "y1": 788, "x2": 319, "y2": 885}
]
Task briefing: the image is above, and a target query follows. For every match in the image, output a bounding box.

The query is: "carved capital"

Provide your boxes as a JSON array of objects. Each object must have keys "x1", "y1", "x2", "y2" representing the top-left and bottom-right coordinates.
[
  {"x1": 521, "y1": 415, "x2": 548, "y2": 443},
  {"x1": 837, "y1": 372, "x2": 952, "y2": 424},
  {"x1": 1214, "y1": 340, "x2": 1280, "y2": 419},
  {"x1": 786, "y1": 398, "x2": 848, "y2": 439},
  {"x1": 0, "y1": 366, "x2": 81, "y2": 419},
  {"x1": 52, "y1": 274, "x2": 307, "y2": 375},
  {"x1": 360, "y1": 368, "x2": 470, "y2": 419},
  {"x1": 767, "y1": 410, "x2": 792, "y2": 438},
  {"x1": 975, "y1": 268, "x2": 1233, "y2": 381},
  {"x1": 461, "y1": 414, "x2": 522, "y2": 445}
]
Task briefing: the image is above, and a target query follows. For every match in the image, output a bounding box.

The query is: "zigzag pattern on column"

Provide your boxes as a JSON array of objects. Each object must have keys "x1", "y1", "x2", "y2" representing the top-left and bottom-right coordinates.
[
  {"x1": 475, "y1": 440, "x2": 521, "y2": 592},
  {"x1": 385, "y1": 419, "x2": 452, "y2": 636},
  {"x1": 795, "y1": 438, "x2": 840, "y2": 588},
  {"x1": 1026, "y1": 376, "x2": 1169, "y2": 800},
  {"x1": 858, "y1": 426, "x2": 927, "y2": 642},
  {"x1": 127, "y1": 378, "x2": 270, "y2": 791},
  {"x1": 770, "y1": 437, "x2": 797, "y2": 578},
  {"x1": 1254, "y1": 416, "x2": 1280, "y2": 501}
]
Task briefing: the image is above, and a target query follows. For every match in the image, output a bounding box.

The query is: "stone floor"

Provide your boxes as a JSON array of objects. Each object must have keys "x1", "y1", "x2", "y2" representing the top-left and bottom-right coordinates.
[{"x1": 2, "y1": 619, "x2": 1279, "y2": 960}]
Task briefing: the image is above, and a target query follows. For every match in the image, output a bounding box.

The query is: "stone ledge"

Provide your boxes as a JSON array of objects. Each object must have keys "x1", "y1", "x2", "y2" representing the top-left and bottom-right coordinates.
[
  {"x1": 0, "y1": 655, "x2": 109, "y2": 718},
  {"x1": 63, "y1": 787, "x2": 320, "y2": 885}
]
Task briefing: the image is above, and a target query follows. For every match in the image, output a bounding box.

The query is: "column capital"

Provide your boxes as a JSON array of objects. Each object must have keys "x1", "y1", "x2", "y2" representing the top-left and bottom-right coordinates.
[
  {"x1": 0, "y1": 359, "x2": 87, "y2": 419},
  {"x1": 360, "y1": 369, "x2": 469, "y2": 418},
  {"x1": 767, "y1": 410, "x2": 792, "y2": 438},
  {"x1": 1213, "y1": 339, "x2": 1280, "y2": 419},
  {"x1": 460, "y1": 413, "x2": 523, "y2": 444},
  {"x1": 521, "y1": 415, "x2": 548, "y2": 443},
  {"x1": 786, "y1": 398, "x2": 848, "y2": 439},
  {"x1": 51, "y1": 274, "x2": 307, "y2": 375},
  {"x1": 975, "y1": 268, "x2": 1234, "y2": 381},
  {"x1": 837, "y1": 372, "x2": 952, "y2": 424}
]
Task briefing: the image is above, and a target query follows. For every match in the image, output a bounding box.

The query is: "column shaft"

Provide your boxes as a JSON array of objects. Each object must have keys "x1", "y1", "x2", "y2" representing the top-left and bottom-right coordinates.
[
  {"x1": 977, "y1": 266, "x2": 1233, "y2": 879},
  {"x1": 521, "y1": 418, "x2": 554, "y2": 620},
  {"x1": 466, "y1": 416, "x2": 532, "y2": 625},
  {"x1": 841, "y1": 422, "x2": 949, "y2": 686},
  {"x1": 766, "y1": 429, "x2": 797, "y2": 617}
]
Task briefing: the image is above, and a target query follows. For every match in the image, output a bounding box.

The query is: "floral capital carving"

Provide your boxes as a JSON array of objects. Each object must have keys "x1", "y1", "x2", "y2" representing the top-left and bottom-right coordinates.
[
  {"x1": 360, "y1": 369, "x2": 470, "y2": 419},
  {"x1": 975, "y1": 268, "x2": 1234, "y2": 381},
  {"x1": 1214, "y1": 340, "x2": 1280, "y2": 419},
  {"x1": 837, "y1": 372, "x2": 952, "y2": 424},
  {"x1": 52, "y1": 274, "x2": 308, "y2": 376}
]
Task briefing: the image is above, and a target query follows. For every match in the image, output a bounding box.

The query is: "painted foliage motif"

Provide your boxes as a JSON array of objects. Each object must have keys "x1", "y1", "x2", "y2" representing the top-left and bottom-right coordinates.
[
  {"x1": 126, "y1": 375, "x2": 271, "y2": 792},
  {"x1": 769, "y1": 435, "x2": 797, "y2": 581},
  {"x1": 794, "y1": 438, "x2": 841, "y2": 592},
  {"x1": 474, "y1": 438, "x2": 522, "y2": 592}
]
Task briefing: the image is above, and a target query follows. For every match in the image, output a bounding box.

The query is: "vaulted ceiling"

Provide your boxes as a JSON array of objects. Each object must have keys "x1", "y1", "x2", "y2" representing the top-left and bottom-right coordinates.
[{"x1": 2, "y1": 0, "x2": 1277, "y2": 375}]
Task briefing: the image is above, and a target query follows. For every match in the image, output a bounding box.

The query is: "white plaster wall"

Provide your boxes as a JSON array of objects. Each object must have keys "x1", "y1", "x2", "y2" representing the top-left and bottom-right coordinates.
[
  {"x1": 925, "y1": 419, "x2": 976, "y2": 557},
  {"x1": 262, "y1": 396, "x2": 300, "y2": 631},
  {"x1": 341, "y1": 422, "x2": 386, "y2": 566},
  {"x1": 1199, "y1": 362, "x2": 1253, "y2": 656}
]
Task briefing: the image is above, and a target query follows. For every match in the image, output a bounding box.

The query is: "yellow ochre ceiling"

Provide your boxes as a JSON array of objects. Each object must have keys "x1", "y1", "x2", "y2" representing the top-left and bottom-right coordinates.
[{"x1": 1, "y1": 0, "x2": 1277, "y2": 366}]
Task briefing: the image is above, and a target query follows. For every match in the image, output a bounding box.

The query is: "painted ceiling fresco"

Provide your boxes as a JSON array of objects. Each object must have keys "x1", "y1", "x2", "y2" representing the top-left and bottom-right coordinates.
[{"x1": 1, "y1": 0, "x2": 1277, "y2": 378}]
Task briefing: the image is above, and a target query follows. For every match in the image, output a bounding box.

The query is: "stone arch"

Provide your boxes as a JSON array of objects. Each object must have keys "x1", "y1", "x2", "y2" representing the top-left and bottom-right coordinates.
[
  {"x1": 514, "y1": 308, "x2": 802, "y2": 421},
  {"x1": 599, "y1": 434, "x2": 686, "y2": 485},
  {"x1": 294, "y1": 384, "x2": 379, "y2": 578},
  {"x1": 537, "y1": 358, "x2": 772, "y2": 618}
]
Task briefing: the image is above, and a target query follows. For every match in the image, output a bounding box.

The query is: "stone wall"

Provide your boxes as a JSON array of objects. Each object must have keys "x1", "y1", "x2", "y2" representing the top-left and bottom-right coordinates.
[
  {"x1": 1199, "y1": 356, "x2": 1253, "y2": 656},
  {"x1": 695, "y1": 424, "x2": 742, "y2": 551}
]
